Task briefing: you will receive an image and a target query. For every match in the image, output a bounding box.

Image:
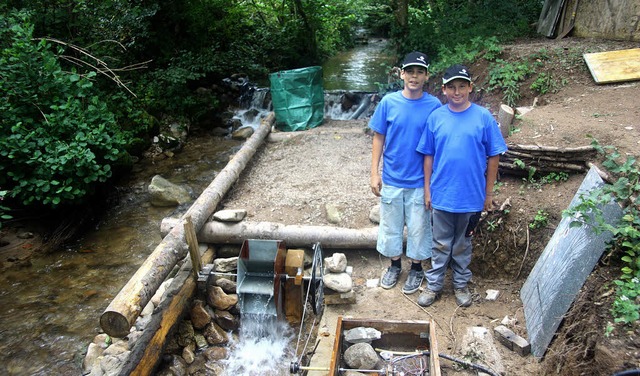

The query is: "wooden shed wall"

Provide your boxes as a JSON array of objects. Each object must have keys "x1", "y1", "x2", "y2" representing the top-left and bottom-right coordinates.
[{"x1": 568, "y1": 0, "x2": 640, "y2": 41}]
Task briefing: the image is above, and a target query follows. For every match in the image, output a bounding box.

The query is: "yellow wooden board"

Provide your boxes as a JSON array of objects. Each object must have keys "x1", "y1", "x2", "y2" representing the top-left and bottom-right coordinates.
[{"x1": 583, "y1": 48, "x2": 640, "y2": 84}]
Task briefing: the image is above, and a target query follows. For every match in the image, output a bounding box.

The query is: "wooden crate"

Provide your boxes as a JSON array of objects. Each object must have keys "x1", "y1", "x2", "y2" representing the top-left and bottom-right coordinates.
[{"x1": 329, "y1": 317, "x2": 441, "y2": 375}]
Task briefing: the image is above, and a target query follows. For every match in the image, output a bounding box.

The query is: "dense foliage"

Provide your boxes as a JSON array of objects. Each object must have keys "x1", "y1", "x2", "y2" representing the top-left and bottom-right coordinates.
[{"x1": 0, "y1": 0, "x2": 543, "y2": 219}]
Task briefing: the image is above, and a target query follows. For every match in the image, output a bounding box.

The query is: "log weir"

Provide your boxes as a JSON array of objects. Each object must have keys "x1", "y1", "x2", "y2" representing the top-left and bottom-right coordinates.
[
  {"x1": 99, "y1": 113, "x2": 275, "y2": 338},
  {"x1": 161, "y1": 218, "x2": 380, "y2": 248}
]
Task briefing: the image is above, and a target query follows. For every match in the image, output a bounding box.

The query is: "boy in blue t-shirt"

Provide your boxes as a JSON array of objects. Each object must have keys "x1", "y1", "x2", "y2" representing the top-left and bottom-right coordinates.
[
  {"x1": 369, "y1": 51, "x2": 442, "y2": 294},
  {"x1": 416, "y1": 64, "x2": 507, "y2": 307}
]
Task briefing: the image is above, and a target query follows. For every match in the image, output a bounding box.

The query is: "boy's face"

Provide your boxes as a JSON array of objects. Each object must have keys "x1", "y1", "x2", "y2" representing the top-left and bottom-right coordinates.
[
  {"x1": 401, "y1": 66, "x2": 428, "y2": 92},
  {"x1": 442, "y1": 79, "x2": 473, "y2": 110}
]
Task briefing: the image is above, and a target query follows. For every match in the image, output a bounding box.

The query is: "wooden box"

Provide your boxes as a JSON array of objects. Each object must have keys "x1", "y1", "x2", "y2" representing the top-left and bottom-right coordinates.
[{"x1": 329, "y1": 317, "x2": 441, "y2": 375}]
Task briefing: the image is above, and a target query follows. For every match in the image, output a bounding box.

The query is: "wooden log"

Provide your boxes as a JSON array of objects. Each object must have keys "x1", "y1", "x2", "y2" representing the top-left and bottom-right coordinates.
[
  {"x1": 498, "y1": 104, "x2": 514, "y2": 139},
  {"x1": 100, "y1": 113, "x2": 275, "y2": 338},
  {"x1": 118, "y1": 248, "x2": 215, "y2": 376},
  {"x1": 506, "y1": 143, "x2": 597, "y2": 154},
  {"x1": 161, "y1": 218, "x2": 380, "y2": 249}
]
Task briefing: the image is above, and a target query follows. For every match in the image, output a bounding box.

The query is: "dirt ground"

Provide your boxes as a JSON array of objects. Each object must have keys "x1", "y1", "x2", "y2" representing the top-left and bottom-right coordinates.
[{"x1": 220, "y1": 37, "x2": 640, "y2": 375}]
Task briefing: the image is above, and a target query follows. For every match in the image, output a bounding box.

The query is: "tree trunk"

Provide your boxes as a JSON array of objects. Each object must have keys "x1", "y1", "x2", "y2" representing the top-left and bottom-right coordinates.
[
  {"x1": 100, "y1": 113, "x2": 275, "y2": 338},
  {"x1": 161, "y1": 218, "x2": 380, "y2": 249}
]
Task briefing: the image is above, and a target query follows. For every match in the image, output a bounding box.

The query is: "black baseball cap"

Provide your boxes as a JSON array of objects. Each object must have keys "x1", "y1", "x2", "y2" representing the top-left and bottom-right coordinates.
[
  {"x1": 443, "y1": 64, "x2": 472, "y2": 84},
  {"x1": 401, "y1": 51, "x2": 429, "y2": 70}
]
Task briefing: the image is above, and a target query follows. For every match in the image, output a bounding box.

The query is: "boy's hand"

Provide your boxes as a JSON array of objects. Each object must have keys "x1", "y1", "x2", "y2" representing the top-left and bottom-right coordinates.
[
  {"x1": 424, "y1": 189, "x2": 432, "y2": 210},
  {"x1": 483, "y1": 194, "x2": 495, "y2": 211},
  {"x1": 370, "y1": 174, "x2": 382, "y2": 196}
]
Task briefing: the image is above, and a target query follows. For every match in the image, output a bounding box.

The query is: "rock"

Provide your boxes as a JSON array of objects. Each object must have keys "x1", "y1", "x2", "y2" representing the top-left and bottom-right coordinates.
[
  {"x1": 343, "y1": 342, "x2": 379, "y2": 370},
  {"x1": 213, "y1": 257, "x2": 238, "y2": 273},
  {"x1": 323, "y1": 272, "x2": 353, "y2": 293},
  {"x1": 190, "y1": 300, "x2": 213, "y2": 330},
  {"x1": 213, "y1": 209, "x2": 247, "y2": 222},
  {"x1": 176, "y1": 320, "x2": 195, "y2": 348},
  {"x1": 485, "y1": 289, "x2": 500, "y2": 300},
  {"x1": 203, "y1": 322, "x2": 229, "y2": 345},
  {"x1": 344, "y1": 326, "x2": 382, "y2": 344},
  {"x1": 182, "y1": 346, "x2": 196, "y2": 364},
  {"x1": 461, "y1": 326, "x2": 505, "y2": 375},
  {"x1": 325, "y1": 253, "x2": 348, "y2": 273},
  {"x1": 231, "y1": 126, "x2": 254, "y2": 140},
  {"x1": 156, "y1": 355, "x2": 188, "y2": 376},
  {"x1": 214, "y1": 277, "x2": 237, "y2": 294},
  {"x1": 206, "y1": 285, "x2": 238, "y2": 310},
  {"x1": 325, "y1": 203, "x2": 342, "y2": 224},
  {"x1": 82, "y1": 343, "x2": 104, "y2": 374},
  {"x1": 203, "y1": 346, "x2": 228, "y2": 361},
  {"x1": 369, "y1": 204, "x2": 380, "y2": 224},
  {"x1": 214, "y1": 309, "x2": 239, "y2": 331},
  {"x1": 148, "y1": 175, "x2": 192, "y2": 207}
]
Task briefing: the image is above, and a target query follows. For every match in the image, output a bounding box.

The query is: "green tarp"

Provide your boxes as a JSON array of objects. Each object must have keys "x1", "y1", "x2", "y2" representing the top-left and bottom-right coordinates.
[{"x1": 269, "y1": 66, "x2": 324, "y2": 132}]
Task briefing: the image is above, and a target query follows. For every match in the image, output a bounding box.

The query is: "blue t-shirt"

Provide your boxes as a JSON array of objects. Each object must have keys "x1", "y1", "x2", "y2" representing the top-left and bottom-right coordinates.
[
  {"x1": 416, "y1": 103, "x2": 508, "y2": 212},
  {"x1": 368, "y1": 91, "x2": 442, "y2": 188}
]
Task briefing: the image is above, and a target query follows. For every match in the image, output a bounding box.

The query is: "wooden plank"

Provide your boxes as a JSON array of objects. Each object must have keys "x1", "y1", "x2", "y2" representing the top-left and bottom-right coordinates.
[
  {"x1": 583, "y1": 48, "x2": 640, "y2": 84},
  {"x1": 184, "y1": 216, "x2": 202, "y2": 279}
]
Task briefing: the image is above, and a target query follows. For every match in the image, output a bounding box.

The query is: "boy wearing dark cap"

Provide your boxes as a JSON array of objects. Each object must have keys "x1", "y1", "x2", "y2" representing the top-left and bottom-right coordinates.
[
  {"x1": 416, "y1": 64, "x2": 507, "y2": 307},
  {"x1": 369, "y1": 51, "x2": 442, "y2": 294}
]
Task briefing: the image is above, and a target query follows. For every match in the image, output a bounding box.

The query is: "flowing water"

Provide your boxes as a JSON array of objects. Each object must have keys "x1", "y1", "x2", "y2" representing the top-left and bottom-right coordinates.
[{"x1": 0, "y1": 38, "x2": 392, "y2": 375}]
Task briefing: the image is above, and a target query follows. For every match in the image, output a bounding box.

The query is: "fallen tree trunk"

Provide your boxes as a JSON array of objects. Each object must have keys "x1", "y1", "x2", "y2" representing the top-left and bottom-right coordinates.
[
  {"x1": 161, "y1": 218, "x2": 380, "y2": 249},
  {"x1": 100, "y1": 113, "x2": 275, "y2": 338}
]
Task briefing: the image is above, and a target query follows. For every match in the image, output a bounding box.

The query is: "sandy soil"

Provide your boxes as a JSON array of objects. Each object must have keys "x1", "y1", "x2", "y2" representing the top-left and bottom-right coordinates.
[{"x1": 220, "y1": 36, "x2": 640, "y2": 375}]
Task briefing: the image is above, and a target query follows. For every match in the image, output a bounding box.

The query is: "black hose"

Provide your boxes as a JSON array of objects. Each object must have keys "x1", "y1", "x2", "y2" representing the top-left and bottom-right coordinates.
[{"x1": 612, "y1": 370, "x2": 640, "y2": 376}]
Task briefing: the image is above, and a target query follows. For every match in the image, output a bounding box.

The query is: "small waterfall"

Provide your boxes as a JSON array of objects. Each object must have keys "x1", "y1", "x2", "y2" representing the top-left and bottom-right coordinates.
[
  {"x1": 221, "y1": 314, "x2": 295, "y2": 376},
  {"x1": 233, "y1": 85, "x2": 377, "y2": 128}
]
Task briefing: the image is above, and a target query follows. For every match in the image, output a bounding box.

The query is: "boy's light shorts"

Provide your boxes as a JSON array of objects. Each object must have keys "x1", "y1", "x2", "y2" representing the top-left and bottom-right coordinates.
[{"x1": 376, "y1": 185, "x2": 432, "y2": 260}]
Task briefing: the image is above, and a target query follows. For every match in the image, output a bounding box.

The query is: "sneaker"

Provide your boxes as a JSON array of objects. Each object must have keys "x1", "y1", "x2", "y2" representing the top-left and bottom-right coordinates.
[
  {"x1": 417, "y1": 288, "x2": 440, "y2": 307},
  {"x1": 402, "y1": 269, "x2": 424, "y2": 294},
  {"x1": 454, "y1": 287, "x2": 472, "y2": 307},
  {"x1": 380, "y1": 266, "x2": 401, "y2": 289}
]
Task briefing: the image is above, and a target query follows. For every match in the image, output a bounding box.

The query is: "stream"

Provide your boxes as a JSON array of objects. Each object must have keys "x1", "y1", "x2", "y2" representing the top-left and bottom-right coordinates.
[{"x1": 0, "y1": 38, "x2": 394, "y2": 375}]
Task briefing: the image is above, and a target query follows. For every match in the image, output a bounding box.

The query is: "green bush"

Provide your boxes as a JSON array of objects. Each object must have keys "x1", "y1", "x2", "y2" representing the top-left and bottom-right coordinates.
[{"x1": 0, "y1": 10, "x2": 129, "y2": 208}]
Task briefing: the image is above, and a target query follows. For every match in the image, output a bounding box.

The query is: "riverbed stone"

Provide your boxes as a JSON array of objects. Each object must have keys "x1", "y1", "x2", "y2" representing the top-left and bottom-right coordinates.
[
  {"x1": 203, "y1": 322, "x2": 229, "y2": 345},
  {"x1": 182, "y1": 346, "x2": 196, "y2": 364},
  {"x1": 156, "y1": 355, "x2": 187, "y2": 376},
  {"x1": 325, "y1": 253, "x2": 347, "y2": 273},
  {"x1": 323, "y1": 272, "x2": 353, "y2": 293},
  {"x1": 214, "y1": 277, "x2": 237, "y2": 294},
  {"x1": 213, "y1": 209, "x2": 247, "y2": 222},
  {"x1": 213, "y1": 257, "x2": 238, "y2": 273},
  {"x1": 206, "y1": 285, "x2": 238, "y2": 310},
  {"x1": 177, "y1": 320, "x2": 195, "y2": 348},
  {"x1": 343, "y1": 342, "x2": 379, "y2": 370},
  {"x1": 83, "y1": 343, "x2": 104, "y2": 374},
  {"x1": 190, "y1": 300, "x2": 213, "y2": 330},
  {"x1": 214, "y1": 309, "x2": 239, "y2": 331},
  {"x1": 203, "y1": 346, "x2": 228, "y2": 361},
  {"x1": 231, "y1": 126, "x2": 254, "y2": 140},
  {"x1": 148, "y1": 175, "x2": 192, "y2": 207}
]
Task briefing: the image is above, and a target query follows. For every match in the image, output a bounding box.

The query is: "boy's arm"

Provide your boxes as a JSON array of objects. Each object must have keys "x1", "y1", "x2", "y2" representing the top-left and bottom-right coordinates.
[
  {"x1": 370, "y1": 132, "x2": 384, "y2": 197},
  {"x1": 423, "y1": 155, "x2": 433, "y2": 210},
  {"x1": 484, "y1": 155, "x2": 500, "y2": 211}
]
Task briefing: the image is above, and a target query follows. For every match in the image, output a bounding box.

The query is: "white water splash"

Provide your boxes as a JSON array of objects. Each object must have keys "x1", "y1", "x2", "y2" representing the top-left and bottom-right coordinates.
[{"x1": 220, "y1": 314, "x2": 296, "y2": 376}]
